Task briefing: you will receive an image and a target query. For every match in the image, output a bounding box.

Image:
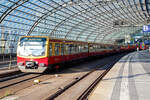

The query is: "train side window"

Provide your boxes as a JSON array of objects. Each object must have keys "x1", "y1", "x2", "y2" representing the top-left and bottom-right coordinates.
[
  {"x1": 74, "y1": 45, "x2": 77, "y2": 54},
  {"x1": 61, "y1": 44, "x2": 64, "y2": 55},
  {"x1": 83, "y1": 45, "x2": 88, "y2": 52},
  {"x1": 86, "y1": 45, "x2": 88, "y2": 52},
  {"x1": 96, "y1": 45, "x2": 98, "y2": 51},
  {"x1": 72, "y1": 44, "x2": 75, "y2": 54},
  {"x1": 81, "y1": 45, "x2": 83, "y2": 53},
  {"x1": 70, "y1": 44, "x2": 73, "y2": 54},
  {"x1": 69, "y1": 44, "x2": 72, "y2": 54},
  {"x1": 75, "y1": 45, "x2": 78, "y2": 53},
  {"x1": 82, "y1": 45, "x2": 84, "y2": 52},
  {"x1": 55, "y1": 43, "x2": 60, "y2": 56},
  {"x1": 79, "y1": 45, "x2": 82, "y2": 53},
  {"x1": 93, "y1": 45, "x2": 96, "y2": 52},
  {"x1": 65, "y1": 44, "x2": 69, "y2": 55},
  {"x1": 49, "y1": 43, "x2": 52, "y2": 56},
  {"x1": 78, "y1": 45, "x2": 81, "y2": 53},
  {"x1": 101, "y1": 45, "x2": 104, "y2": 49},
  {"x1": 98, "y1": 45, "x2": 101, "y2": 51},
  {"x1": 64, "y1": 44, "x2": 67, "y2": 55},
  {"x1": 77, "y1": 45, "x2": 79, "y2": 53}
]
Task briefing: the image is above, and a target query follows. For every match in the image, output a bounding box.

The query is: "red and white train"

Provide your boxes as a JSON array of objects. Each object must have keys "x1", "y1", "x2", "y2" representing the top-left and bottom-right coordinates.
[{"x1": 17, "y1": 36, "x2": 136, "y2": 73}]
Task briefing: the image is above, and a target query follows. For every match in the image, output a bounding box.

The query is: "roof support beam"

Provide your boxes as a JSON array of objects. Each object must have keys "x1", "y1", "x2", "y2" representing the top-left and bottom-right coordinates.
[{"x1": 0, "y1": 0, "x2": 29, "y2": 23}]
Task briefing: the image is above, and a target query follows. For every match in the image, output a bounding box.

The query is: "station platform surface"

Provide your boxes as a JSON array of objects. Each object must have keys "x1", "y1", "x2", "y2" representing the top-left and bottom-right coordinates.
[{"x1": 89, "y1": 50, "x2": 150, "y2": 100}]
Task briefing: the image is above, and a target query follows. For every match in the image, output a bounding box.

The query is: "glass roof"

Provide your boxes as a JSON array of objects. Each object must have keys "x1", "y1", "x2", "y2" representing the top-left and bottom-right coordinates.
[{"x1": 0, "y1": 0, "x2": 149, "y2": 53}]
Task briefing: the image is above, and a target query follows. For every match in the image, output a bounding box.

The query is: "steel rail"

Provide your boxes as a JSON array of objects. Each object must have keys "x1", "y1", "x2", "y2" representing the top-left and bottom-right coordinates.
[
  {"x1": 0, "y1": 72, "x2": 28, "y2": 82},
  {"x1": 78, "y1": 53, "x2": 131, "y2": 100},
  {"x1": 0, "y1": 69, "x2": 20, "y2": 78},
  {"x1": 77, "y1": 63, "x2": 115, "y2": 100},
  {"x1": 0, "y1": 74, "x2": 42, "y2": 90},
  {"x1": 45, "y1": 57, "x2": 120, "y2": 100}
]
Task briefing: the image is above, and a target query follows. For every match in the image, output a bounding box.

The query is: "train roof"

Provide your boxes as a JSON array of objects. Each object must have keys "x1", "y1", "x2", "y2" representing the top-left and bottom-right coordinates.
[{"x1": 20, "y1": 36, "x2": 119, "y2": 46}]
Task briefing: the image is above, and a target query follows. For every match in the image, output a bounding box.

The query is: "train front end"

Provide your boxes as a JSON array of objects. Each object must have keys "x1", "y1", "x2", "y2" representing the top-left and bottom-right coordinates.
[{"x1": 17, "y1": 36, "x2": 49, "y2": 73}]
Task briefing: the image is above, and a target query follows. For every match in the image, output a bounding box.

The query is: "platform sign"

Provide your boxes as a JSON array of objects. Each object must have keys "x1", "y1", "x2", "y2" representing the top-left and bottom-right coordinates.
[{"x1": 143, "y1": 25, "x2": 150, "y2": 32}]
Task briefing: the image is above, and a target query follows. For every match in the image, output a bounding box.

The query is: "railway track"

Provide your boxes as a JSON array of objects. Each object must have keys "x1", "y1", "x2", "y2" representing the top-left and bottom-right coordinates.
[
  {"x1": 77, "y1": 63, "x2": 114, "y2": 100},
  {"x1": 0, "y1": 53, "x2": 126, "y2": 100},
  {"x1": 0, "y1": 74, "x2": 41, "y2": 90},
  {"x1": 0, "y1": 72, "x2": 28, "y2": 82},
  {"x1": 0, "y1": 73, "x2": 55, "y2": 98},
  {"x1": 0, "y1": 69, "x2": 20, "y2": 78},
  {"x1": 44, "y1": 57, "x2": 120, "y2": 100}
]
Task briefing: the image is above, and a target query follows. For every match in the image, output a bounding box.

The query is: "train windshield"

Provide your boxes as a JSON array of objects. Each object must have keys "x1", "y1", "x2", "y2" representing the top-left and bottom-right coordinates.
[{"x1": 17, "y1": 37, "x2": 46, "y2": 57}]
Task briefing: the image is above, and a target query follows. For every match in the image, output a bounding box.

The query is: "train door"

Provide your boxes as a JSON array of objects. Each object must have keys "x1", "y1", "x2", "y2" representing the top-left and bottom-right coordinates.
[
  {"x1": 48, "y1": 42, "x2": 54, "y2": 65},
  {"x1": 54, "y1": 42, "x2": 61, "y2": 63},
  {"x1": 49, "y1": 43, "x2": 53, "y2": 56},
  {"x1": 60, "y1": 43, "x2": 65, "y2": 62}
]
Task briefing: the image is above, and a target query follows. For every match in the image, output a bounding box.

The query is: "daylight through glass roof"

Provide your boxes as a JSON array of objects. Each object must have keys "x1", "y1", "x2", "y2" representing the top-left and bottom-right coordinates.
[{"x1": 0, "y1": 0, "x2": 149, "y2": 53}]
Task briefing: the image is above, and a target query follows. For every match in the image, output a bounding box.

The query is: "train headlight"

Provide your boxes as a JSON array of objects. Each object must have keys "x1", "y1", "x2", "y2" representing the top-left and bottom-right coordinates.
[
  {"x1": 39, "y1": 63, "x2": 45, "y2": 67},
  {"x1": 18, "y1": 62, "x2": 24, "y2": 66}
]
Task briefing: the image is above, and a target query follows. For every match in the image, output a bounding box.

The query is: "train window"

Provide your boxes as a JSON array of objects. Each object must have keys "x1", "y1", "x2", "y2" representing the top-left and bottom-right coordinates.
[
  {"x1": 98, "y1": 45, "x2": 101, "y2": 51},
  {"x1": 69, "y1": 44, "x2": 72, "y2": 54},
  {"x1": 89, "y1": 44, "x2": 92, "y2": 52},
  {"x1": 76, "y1": 45, "x2": 79, "y2": 53},
  {"x1": 78, "y1": 45, "x2": 80, "y2": 53},
  {"x1": 79, "y1": 45, "x2": 83, "y2": 53},
  {"x1": 94, "y1": 45, "x2": 96, "y2": 51},
  {"x1": 81, "y1": 45, "x2": 84, "y2": 52},
  {"x1": 72, "y1": 44, "x2": 76, "y2": 54},
  {"x1": 49, "y1": 43, "x2": 52, "y2": 56},
  {"x1": 64, "y1": 44, "x2": 70, "y2": 55},
  {"x1": 55, "y1": 43, "x2": 60, "y2": 56},
  {"x1": 65, "y1": 44, "x2": 69, "y2": 55},
  {"x1": 75, "y1": 45, "x2": 79, "y2": 53},
  {"x1": 77, "y1": 45, "x2": 79, "y2": 53},
  {"x1": 83, "y1": 45, "x2": 88, "y2": 52},
  {"x1": 82, "y1": 45, "x2": 84, "y2": 52},
  {"x1": 83, "y1": 45, "x2": 85, "y2": 52},
  {"x1": 101, "y1": 45, "x2": 104, "y2": 49},
  {"x1": 74, "y1": 45, "x2": 77, "y2": 53},
  {"x1": 71, "y1": 44, "x2": 74, "y2": 54},
  {"x1": 61, "y1": 44, "x2": 64, "y2": 55},
  {"x1": 95, "y1": 45, "x2": 98, "y2": 51}
]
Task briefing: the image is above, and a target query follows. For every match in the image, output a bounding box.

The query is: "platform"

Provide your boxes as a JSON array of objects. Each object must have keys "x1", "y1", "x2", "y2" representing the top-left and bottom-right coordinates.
[{"x1": 89, "y1": 50, "x2": 150, "y2": 100}]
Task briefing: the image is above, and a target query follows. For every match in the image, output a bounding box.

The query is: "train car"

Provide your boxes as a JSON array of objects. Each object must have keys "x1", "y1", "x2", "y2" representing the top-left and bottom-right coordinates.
[
  {"x1": 17, "y1": 36, "x2": 134, "y2": 73},
  {"x1": 17, "y1": 36, "x2": 89, "y2": 73},
  {"x1": 120, "y1": 45, "x2": 136, "y2": 52},
  {"x1": 17, "y1": 36, "x2": 49, "y2": 73}
]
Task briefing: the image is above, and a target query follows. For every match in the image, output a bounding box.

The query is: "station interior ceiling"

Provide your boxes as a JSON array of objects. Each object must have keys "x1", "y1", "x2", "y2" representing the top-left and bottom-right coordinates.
[{"x1": 0, "y1": 0, "x2": 150, "y2": 53}]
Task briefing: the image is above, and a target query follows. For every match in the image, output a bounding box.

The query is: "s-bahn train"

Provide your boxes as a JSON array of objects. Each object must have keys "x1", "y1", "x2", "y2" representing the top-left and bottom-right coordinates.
[{"x1": 17, "y1": 36, "x2": 136, "y2": 73}]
